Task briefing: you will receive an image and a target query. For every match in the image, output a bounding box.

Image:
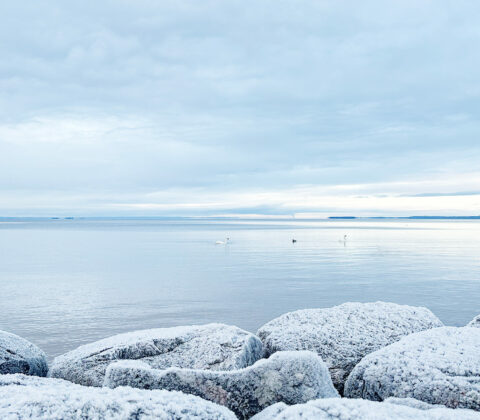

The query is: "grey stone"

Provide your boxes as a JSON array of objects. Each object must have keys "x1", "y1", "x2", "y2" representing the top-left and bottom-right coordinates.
[
  {"x1": 257, "y1": 301, "x2": 443, "y2": 393},
  {"x1": 467, "y1": 314, "x2": 480, "y2": 327},
  {"x1": 0, "y1": 330, "x2": 48, "y2": 377},
  {"x1": 0, "y1": 374, "x2": 236, "y2": 419},
  {"x1": 251, "y1": 398, "x2": 480, "y2": 419},
  {"x1": 49, "y1": 323, "x2": 262, "y2": 386},
  {"x1": 344, "y1": 326, "x2": 480, "y2": 411},
  {"x1": 105, "y1": 350, "x2": 339, "y2": 419}
]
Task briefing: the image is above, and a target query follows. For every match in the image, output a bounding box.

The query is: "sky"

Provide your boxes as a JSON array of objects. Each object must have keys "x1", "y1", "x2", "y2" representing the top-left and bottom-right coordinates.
[{"x1": 1, "y1": 0, "x2": 480, "y2": 217}]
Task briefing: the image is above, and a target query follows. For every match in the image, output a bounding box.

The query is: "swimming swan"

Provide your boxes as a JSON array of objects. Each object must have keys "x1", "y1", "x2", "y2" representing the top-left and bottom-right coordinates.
[{"x1": 216, "y1": 237, "x2": 230, "y2": 245}]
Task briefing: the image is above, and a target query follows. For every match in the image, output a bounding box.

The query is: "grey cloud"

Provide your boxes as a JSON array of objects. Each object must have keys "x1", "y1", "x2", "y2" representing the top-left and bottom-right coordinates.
[
  {"x1": 406, "y1": 191, "x2": 480, "y2": 198},
  {"x1": 1, "y1": 1, "x2": 480, "y2": 214}
]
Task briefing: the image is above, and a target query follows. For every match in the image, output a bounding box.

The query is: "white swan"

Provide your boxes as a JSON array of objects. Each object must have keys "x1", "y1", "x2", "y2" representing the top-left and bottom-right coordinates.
[{"x1": 215, "y1": 237, "x2": 230, "y2": 245}]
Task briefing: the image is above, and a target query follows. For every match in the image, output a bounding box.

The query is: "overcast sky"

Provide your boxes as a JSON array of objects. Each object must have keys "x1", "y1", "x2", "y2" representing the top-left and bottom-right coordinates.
[{"x1": 1, "y1": 1, "x2": 480, "y2": 216}]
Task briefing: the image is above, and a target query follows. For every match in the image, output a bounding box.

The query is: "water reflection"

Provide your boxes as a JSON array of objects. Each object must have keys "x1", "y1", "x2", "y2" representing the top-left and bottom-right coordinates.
[{"x1": 0, "y1": 218, "x2": 479, "y2": 359}]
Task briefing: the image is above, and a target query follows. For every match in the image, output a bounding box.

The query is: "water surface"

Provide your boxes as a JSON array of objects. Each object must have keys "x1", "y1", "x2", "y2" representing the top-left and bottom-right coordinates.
[{"x1": 1, "y1": 218, "x2": 479, "y2": 359}]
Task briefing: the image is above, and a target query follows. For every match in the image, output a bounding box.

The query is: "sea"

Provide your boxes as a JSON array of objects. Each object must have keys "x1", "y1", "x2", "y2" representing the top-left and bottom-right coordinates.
[{"x1": 1, "y1": 217, "x2": 479, "y2": 359}]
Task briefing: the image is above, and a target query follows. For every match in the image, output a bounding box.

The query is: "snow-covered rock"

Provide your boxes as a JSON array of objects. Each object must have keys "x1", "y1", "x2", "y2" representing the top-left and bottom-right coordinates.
[
  {"x1": 0, "y1": 330, "x2": 48, "y2": 377},
  {"x1": 467, "y1": 314, "x2": 480, "y2": 327},
  {"x1": 251, "y1": 398, "x2": 480, "y2": 419},
  {"x1": 105, "y1": 350, "x2": 339, "y2": 419},
  {"x1": 344, "y1": 326, "x2": 480, "y2": 411},
  {"x1": 49, "y1": 323, "x2": 263, "y2": 386},
  {"x1": 257, "y1": 302, "x2": 442, "y2": 393},
  {"x1": 0, "y1": 374, "x2": 236, "y2": 419},
  {"x1": 385, "y1": 397, "x2": 452, "y2": 410}
]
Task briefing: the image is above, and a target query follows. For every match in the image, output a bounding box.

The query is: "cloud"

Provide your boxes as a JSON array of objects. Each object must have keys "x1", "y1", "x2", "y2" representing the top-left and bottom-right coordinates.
[
  {"x1": 1, "y1": 1, "x2": 480, "y2": 215},
  {"x1": 406, "y1": 191, "x2": 480, "y2": 198}
]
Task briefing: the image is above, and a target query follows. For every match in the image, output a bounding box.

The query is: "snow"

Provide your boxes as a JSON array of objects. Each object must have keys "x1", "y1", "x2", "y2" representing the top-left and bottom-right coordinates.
[
  {"x1": 0, "y1": 374, "x2": 236, "y2": 419},
  {"x1": 105, "y1": 350, "x2": 339, "y2": 419},
  {"x1": 250, "y1": 398, "x2": 480, "y2": 419},
  {"x1": 0, "y1": 330, "x2": 48, "y2": 377},
  {"x1": 385, "y1": 397, "x2": 450, "y2": 410},
  {"x1": 344, "y1": 326, "x2": 480, "y2": 410},
  {"x1": 49, "y1": 323, "x2": 263, "y2": 386},
  {"x1": 257, "y1": 301, "x2": 443, "y2": 394},
  {"x1": 467, "y1": 315, "x2": 480, "y2": 327}
]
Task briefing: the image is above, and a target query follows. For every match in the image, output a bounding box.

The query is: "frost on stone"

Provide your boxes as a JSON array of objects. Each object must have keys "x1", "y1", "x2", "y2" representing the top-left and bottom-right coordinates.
[
  {"x1": 250, "y1": 398, "x2": 480, "y2": 420},
  {"x1": 385, "y1": 397, "x2": 448, "y2": 410},
  {"x1": 0, "y1": 330, "x2": 48, "y2": 377},
  {"x1": 105, "y1": 350, "x2": 339, "y2": 419},
  {"x1": 257, "y1": 301, "x2": 443, "y2": 394},
  {"x1": 344, "y1": 326, "x2": 480, "y2": 411},
  {"x1": 0, "y1": 374, "x2": 236, "y2": 419},
  {"x1": 49, "y1": 323, "x2": 263, "y2": 386},
  {"x1": 467, "y1": 315, "x2": 480, "y2": 328}
]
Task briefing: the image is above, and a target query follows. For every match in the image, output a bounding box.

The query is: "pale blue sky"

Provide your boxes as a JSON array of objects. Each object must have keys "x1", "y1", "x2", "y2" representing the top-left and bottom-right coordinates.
[{"x1": 1, "y1": 1, "x2": 480, "y2": 216}]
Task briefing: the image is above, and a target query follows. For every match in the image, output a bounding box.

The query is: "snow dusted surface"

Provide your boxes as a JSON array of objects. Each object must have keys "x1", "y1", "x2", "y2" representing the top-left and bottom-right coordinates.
[
  {"x1": 0, "y1": 330, "x2": 48, "y2": 377},
  {"x1": 467, "y1": 315, "x2": 480, "y2": 327},
  {"x1": 105, "y1": 350, "x2": 339, "y2": 419},
  {"x1": 49, "y1": 323, "x2": 262, "y2": 386},
  {"x1": 250, "y1": 398, "x2": 480, "y2": 419},
  {"x1": 385, "y1": 397, "x2": 451, "y2": 410},
  {"x1": 344, "y1": 327, "x2": 480, "y2": 410},
  {"x1": 257, "y1": 302, "x2": 443, "y2": 393},
  {"x1": 0, "y1": 374, "x2": 236, "y2": 419}
]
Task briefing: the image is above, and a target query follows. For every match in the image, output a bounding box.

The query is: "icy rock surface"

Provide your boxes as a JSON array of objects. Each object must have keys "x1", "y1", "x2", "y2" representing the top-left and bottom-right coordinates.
[
  {"x1": 257, "y1": 301, "x2": 442, "y2": 393},
  {"x1": 251, "y1": 398, "x2": 480, "y2": 420},
  {"x1": 0, "y1": 374, "x2": 236, "y2": 419},
  {"x1": 105, "y1": 350, "x2": 339, "y2": 419},
  {"x1": 467, "y1": 315, "x2": 480, "y2": 327},
  {"x1": 344, "y1": 326, "x2": 480, "y2": 410},
  {"x1": 49, "y1": 323, "x2": 262, "y2": 386},
  {"x1": 385, "y1": 397, "x2": 450, "y2": 410},
  {"x1": 0, "y1": 330, "x2": 48, "y2": 377}
]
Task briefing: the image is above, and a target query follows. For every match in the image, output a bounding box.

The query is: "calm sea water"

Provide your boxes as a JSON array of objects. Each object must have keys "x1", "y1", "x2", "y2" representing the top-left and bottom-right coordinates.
[{"x1": 1, "y1": 218, "x2": 479, "y2": 360}]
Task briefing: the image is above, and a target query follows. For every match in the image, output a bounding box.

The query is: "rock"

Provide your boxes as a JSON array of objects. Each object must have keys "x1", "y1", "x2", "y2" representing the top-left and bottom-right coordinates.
[
  {"x1": 467, "y1": 314, "x2": 480, "y2": 327},
  {"x1": 105, "y1": 350, "x2": 339, "y2": 419},
  {"x1": 0, "y1": 330, "x2": 48, "y2": 377},
  {"x1": 385, "y1": 397, "x2": 452, "y2": 410},
  {"x1": 344, "y1": 326, "x2": 480, "y2": 411},
  {"x1": 49, "y1": 323, "x2": 263, "y2": 386},
  {"x1": 251, "y1": 398, "x2": 480, "y2": 419},
  {"x1": 257, "y1": 302, "x2": 443, "y2": 393},
  {"x1": 0, "y1": 374, "x2": 236, "y2": 419}
]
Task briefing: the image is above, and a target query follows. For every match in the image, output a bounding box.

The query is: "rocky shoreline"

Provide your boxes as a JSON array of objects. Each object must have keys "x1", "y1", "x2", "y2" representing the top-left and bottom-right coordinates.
[{"x1": 1, "y1": 301, "x2": 480, "y2": 419}]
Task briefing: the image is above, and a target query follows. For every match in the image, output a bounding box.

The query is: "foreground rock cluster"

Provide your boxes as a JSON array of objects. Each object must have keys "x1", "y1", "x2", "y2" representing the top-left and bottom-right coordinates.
[
  {"x1": 104, "y1": 351, "x2": 339, "y2": 418},
  {"x1": 1, "y1": 301, "x2": 480, "y2": 419},
  {"x1": 0, "y1": 374, "x2": 236, "y2": 419},
  {"x1": 344, "y1": 326, "x2": 480, "y2": 410},
  {"x1": 0, "y1": 330, "x2": 48, "y2": 377},
  {"x1": 49, "y1": 323, "x2": 263, "y2": 387},
  {"x1": 250, "y1": 398, "x2": 480, "y2": 419},
  {"x1": 257, "y1": 301, "x2": 442, "y2": 393}
]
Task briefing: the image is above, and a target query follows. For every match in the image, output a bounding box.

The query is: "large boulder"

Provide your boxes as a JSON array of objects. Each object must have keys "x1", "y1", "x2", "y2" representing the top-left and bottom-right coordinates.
[
  {"x1": 257, "y1": 302, "x2": 442, "y2": 393},
  {"x1": 0, "y1": 374, "x2": 236, "y2": 419},
  {"x1": 49, "y1": 323, "x2": 263, "y2": 386},
  {"x1": 0, "y1": 330, "x2": 48, "y2": 377},
  {"x1": 251, "y1": 398, "x2": 480, "y2": 419},
  {"x1": 344, "y1": 326, "x2": 480, "y2": 411},
  {"x1": 467, "y1": 315, "x2": 480, "y2": 327},
  {"x1": 105, "y1": 350, "x2": 339, "y2": 419}
]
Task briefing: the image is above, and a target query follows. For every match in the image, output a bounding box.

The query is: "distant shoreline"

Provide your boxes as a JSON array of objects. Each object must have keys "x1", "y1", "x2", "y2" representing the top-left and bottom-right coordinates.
[{"x1": 1, "y1": 215, "x2": 480, "y2": 221}]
